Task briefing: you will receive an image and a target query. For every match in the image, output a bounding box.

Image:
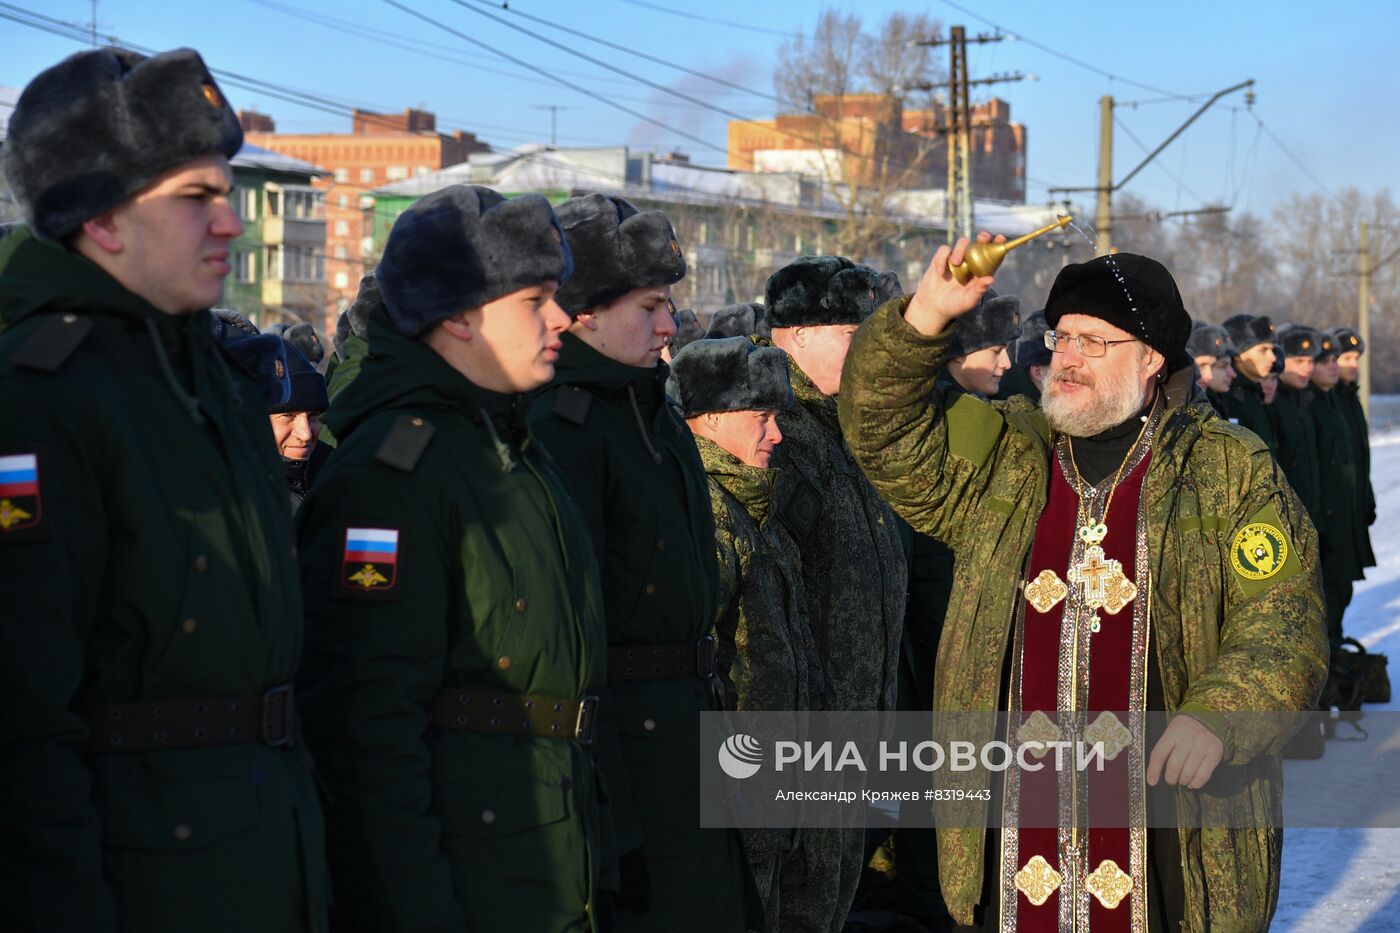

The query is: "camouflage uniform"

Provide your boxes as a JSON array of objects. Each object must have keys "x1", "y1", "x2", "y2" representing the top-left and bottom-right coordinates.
[
  {"x1": 756, "y1": 340, "x2": 908, "y2": 932},
  {"x1": 838, "y1": 297, "x2": 1328, "y2": 932},
  {"x1": 698, "y1": 434, "x2": 823, "y2": 932}
]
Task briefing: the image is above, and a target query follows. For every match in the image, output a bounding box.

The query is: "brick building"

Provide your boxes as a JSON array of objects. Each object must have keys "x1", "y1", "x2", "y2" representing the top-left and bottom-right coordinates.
[
  {"x1": 243, "y1": 108, "x2": 490, "y2": 332},
  {"x1": 729, "y1": 93, "x2": 1027, "y2": 203}
]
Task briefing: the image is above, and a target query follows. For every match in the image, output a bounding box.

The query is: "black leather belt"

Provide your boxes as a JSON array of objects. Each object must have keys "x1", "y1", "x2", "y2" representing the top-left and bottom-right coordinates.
[
  {"x1": 608, "y1": 636, "x2": 716, "y2": 681},
  {"x1": 86, "y1": 684, "x2": 296, "y2": 753},
  {"x1": 432, "y1": 689, "x2": 598, "y2": 745}
]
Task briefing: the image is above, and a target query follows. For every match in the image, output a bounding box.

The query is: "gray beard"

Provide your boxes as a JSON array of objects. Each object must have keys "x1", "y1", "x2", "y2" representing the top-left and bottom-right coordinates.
[{"x1": 1042, "y1": 372, "x2": 1148, "y2": 437}]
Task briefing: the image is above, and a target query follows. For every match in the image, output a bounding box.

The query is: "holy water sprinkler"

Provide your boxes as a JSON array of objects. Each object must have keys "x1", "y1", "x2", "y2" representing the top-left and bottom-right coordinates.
[{"x1": 949, "y1": 215, "x2": 1073, "y2": 284}]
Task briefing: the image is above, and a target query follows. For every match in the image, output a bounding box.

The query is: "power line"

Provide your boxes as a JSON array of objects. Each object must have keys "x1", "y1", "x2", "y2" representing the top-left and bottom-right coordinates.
[
  {"x1": 929, "y1": 0, "x2": 1198, "y2": 100},
  {"x1": 610, "y1": 0, "x2": 802, "y2": 39},
  {"x1": 1254, "y1": 115, "x2": 1339, "y2": 206},
  {"x1": 1113, "y1": 115, "x2": 1212, "y2": 208}
]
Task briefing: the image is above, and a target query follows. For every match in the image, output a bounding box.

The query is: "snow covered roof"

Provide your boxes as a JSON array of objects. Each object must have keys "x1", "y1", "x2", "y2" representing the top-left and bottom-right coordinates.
[{"x1": 231, "y1": 143, "x2": 327, "y2": 179}]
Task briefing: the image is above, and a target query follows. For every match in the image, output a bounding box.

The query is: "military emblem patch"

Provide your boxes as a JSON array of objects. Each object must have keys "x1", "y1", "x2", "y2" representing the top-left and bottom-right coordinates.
[
  {"x1": 0, "y1": 453, "x2": 41, "y2": 533},
  {"x1": 201, "y1": 83, "x2": 222, "y2": 108},
  {"x1": 341, "y1": 527, "x2": 399, "y2": 593},
  {"x1": 1231, "y1": 521, "x2": 1288, "y2": 580}
]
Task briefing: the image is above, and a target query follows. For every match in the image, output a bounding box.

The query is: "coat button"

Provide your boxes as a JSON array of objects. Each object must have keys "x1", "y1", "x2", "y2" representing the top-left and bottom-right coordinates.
[
  {"x1": 656, "y1": 539, "x2": 666, "y2": 552},
  {"x1": 498, "y1": 657, "x2": 512, "y2": 670},
  {"x1": 515, "y1": 597, "x2": 528, "y2": 612},
  {"x1": 182, "y1": 618, "x2": 197, "y2": 635},
  {"x1": 173, "y1": 824, "x2": 192, "y2": 841},
  {"x1": 644, "y1": 584, "x2": 656, "y2": 596},
  {"x1": 194, "y1": 555, "x2": 208, "y2": 572},
  {"x1": 643, "y1": 718, "x2": 656, "y2": 732},
  {"x1": 481, "y1": 810, "x2": 496, "y2": 824},
  {"x1": 411, "y1": 417, "x2": 424, "y2": 427}
]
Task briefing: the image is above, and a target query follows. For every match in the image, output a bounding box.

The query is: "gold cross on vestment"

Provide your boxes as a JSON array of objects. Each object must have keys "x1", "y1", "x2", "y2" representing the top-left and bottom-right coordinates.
[{"x1": 1067, "y1": 545, "x2": 1137, "y2": 623}]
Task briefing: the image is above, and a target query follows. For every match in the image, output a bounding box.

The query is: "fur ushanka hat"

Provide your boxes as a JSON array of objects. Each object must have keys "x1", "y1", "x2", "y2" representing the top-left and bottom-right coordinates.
[
  {"x1": 948, "y1": 289, "x2": 1021, "y2": 358},
  {"x1": 1222, "y1": 313, "x2": 1275, "y2": 356},
  {"x1": 1276, "y1": 324, "x2": 1324, "y2": 359},
  {"x1": 553, "y1": 193, "x2": 686, "y2": 316},
  {"x1": 1, "y1": 47, "x2": 243, "y2": 242},
  {"x1": 706, "y1": 302, "x2": 767, "y2": 340},
  {"x1": 667, "y1": 336, "x2": 793, "y2": 419},
  {"x1": 1014, "y1": 310, "x2": 1053, "y2": 368},
  {"x1": 375, "y1": 185, "x2": 572, "y2": 337},
  {"x1": 764, "y1": 256, "x2": 880, "y2": 329}
]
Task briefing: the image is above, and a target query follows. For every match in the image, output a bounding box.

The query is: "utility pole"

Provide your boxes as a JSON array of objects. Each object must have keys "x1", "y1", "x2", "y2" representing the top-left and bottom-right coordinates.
[
  {"x1": 913, "y1": 28, "x2": 1023, "y2": 243},
  {"x1": 529, "y1": 104, "x2": 570, "y2": 148},
  {"x1": 1359, "y1": 221, "x2": 1371, "y2": 418},
  {"x1": 1095, "y1": 96, "x2": 1113, "y2": 255}
]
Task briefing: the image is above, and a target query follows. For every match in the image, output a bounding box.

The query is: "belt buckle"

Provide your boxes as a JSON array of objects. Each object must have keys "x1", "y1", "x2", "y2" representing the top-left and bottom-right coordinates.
[
  {"x1": 574, "y1": 695, "x2": 599, "y2": 745},
  {"x1": 261, "y1": 684, "x2": 295, "y2": 748},
  {"x1": 696, "y1": 636, "x2": 716, "y2": 679}
]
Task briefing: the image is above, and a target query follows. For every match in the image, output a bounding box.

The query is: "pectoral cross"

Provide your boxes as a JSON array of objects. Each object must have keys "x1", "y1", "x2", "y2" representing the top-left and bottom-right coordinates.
[{"x1": 1067, "y1": 544, "x2": 1137, "y2": 633}]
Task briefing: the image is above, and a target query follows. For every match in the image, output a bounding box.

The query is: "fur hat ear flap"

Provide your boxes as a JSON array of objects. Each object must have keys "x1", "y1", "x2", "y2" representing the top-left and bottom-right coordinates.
[{"x1": 667, "y1": 336, "x2": 793, "y2": 418}]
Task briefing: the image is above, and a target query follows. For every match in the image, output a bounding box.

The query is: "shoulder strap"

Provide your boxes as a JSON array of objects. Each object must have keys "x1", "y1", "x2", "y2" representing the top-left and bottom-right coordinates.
[
  {"x1": 374, "y1": 413, "x2": 436, "y2": 472},
  {"x1": 11, "y1": 313, "x2": 94, "y2": 372},
  {"x1": 553, "y1": 386, "x2": 593, "y2": 425}
]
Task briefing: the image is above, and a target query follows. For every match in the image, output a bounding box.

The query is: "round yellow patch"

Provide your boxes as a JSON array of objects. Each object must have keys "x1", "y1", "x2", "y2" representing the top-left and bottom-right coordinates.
[{"x1": 1231, "y1": 522, "x2": 1288, "y2": 580}]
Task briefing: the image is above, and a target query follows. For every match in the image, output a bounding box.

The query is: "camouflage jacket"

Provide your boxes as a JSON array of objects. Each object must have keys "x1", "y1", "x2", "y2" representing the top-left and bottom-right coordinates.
[
  {"x1": 698, "y1": 436, "x2": 821, "y2": 714},
  {"x1": 838, "y1": 298, "x2": 1329, "y2": 933},
  {"x1": 758, "y1": 339, "x2": 908, "y2": 713}
]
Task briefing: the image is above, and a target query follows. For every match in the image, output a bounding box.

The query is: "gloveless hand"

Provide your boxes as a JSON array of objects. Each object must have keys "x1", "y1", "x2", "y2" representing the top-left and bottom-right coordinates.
[
  {"x1": 904, "y1": 231, "x2": 1005, "y2": 337},
  {"x1": 1146, "y1": 714, "x2": 1225, "y2": 790}
]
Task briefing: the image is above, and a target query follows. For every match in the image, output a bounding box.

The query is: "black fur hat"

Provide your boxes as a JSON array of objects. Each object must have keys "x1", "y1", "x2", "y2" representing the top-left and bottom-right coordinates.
[
  {"x1": 765, "y1": 256, "x2": 880, "y2": 329},
  {"x1": 1276, "y1": 324, "x2": 1324, "y2": 359},
  {"x1": 706, "y1": 302, "x2": 767, "y2": 340},
  {"x1": 270, "y1": 342, "x2": 329, "y2": 415},
  {"x1": 1329, "y1": 326, "x2": 1365, "y2": 356},
  {"x1": 948, "y1": 289, "x2": 1021, "y2": 358},
  {"x1": 267, "y1": 321, "x2": 324, "y2": 365},
  {"x1": 376, "y1": 185, "x2": 572, "y2": 337},
  {"x1": 210, "y1": 309, "x2": 289, "y2": 408},
  {"x1": 1270, "y1": 346, "x2": 1284, "y2": 375},
  {"x1": 553, "y1": 193, "x2": 686, "y2": 316},
  {"x1": 1222, "y1": 313, "x2": 1274, "y2": 355},
  {"x1": 1314, "y1": 331, "x2": 1339, "y2": 362},
  {"x1": 1014, "y1": 310, "x2": 1052, "y2": 368},
  {"x1": 874, "y1": 269, "x2": 904, "y2": 304},
  {"x1": 1186, "y1": 320, "x2": 1232, "y2": 359},
  {"x1": 667, "y1": 336, "x2": 793, "y2": 418},
  {"x1": 1044, "y1": 253, "x2": 1191, "y2": 360},
  {"x1": 667, "y1": 307, "x2": 704, "y2": 357},
  {"x1": 1, "y1": 47, "x2": 243, "y2": 242}
]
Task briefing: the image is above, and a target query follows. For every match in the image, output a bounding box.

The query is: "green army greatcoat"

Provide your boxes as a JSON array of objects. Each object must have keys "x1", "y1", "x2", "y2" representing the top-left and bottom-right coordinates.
[
  {"x1": 0, "y1": 228, "x2": 327, "y2": 932},
  {"x1": 1336, "y1": 380, "x2": 1377, "y2": 567},
  {"x1": 838, "y1": 298, "x2": 1329, "y2": 933},
  {"x1": 296, "y1": 308, "x2": 611, "y2": 933},
  {"x1": 529, "y1": 331, "x2": 752, "y2": 932},
  {"x1": 1218, "y1": 371, "x2": 1278, "y2": 452},
  {"x1": 1268, "y1": 382, "x2": 1322, "y2": 524}
]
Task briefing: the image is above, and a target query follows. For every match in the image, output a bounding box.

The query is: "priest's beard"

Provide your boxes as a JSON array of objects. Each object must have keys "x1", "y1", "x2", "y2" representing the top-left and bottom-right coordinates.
[{"x1": 1042, "y1": 358, "x2": 1150, "y2": 437}]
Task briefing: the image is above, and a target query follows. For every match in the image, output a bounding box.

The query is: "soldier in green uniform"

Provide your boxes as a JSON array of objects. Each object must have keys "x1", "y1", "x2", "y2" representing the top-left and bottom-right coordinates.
[
  {"x1": 0, "y1": 48, "x2": 327, "y2": 932},
  {"x1": 527, "y1": 193, "x2": 755, "y2": 932},
  {"x1": 1330, "y1": 326, "x2": 1377, "y2": 571},
  {"x1": 1306, "y1": 332, "x2": 1367, "y2": 644},
  {"x1": 838, "y1": 238, "x2": 1327, "y2": 932},
  {"x1": 669, "y1": 335, "x2": 820, "y2": 931},
  {"x1": 295, "y1": 186, "x2": 613, "y2": 932},
  {"x1": 1269, "y1": 325, "x2": 1324, "y2": 524},
  {"x1": 759, "y1": 256, "x2": 910, "y2": 932},
  {"x1": 1219, "y1": 313, "x2": 1279, "y2": 449},
  {"x1": 994, "y1": 309, "x2": 1049, "y2": 403}
]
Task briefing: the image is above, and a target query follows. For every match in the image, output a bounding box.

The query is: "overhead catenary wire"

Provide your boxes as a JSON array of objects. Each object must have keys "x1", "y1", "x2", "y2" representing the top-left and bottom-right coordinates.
[{"x1": 611, "y1": 0, "x2": 802, "y2": 39}]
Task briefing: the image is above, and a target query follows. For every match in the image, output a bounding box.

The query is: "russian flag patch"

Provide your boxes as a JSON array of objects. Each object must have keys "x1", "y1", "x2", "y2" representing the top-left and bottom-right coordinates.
[
  {"x1": 341, "y1": 527, "x2": 399, "y2": 593},
  {"x1": 0, "y1": 453, "x2": 41, "y2": 533}
]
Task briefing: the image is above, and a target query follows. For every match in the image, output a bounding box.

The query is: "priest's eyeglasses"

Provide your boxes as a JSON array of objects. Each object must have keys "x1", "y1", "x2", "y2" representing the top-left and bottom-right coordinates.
[{"x1": 1043, "y1": 330, "x2": 1138, "y2": 358}]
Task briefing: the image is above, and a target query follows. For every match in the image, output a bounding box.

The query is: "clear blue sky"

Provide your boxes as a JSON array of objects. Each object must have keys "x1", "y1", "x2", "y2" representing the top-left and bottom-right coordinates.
[{"x1": 3, "y1": 0, "x2": 1395, "y2": 221}]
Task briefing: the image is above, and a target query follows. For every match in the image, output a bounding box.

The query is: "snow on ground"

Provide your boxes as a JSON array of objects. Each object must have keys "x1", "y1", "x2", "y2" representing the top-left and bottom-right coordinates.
[{"x1": 1274, "y1": 396, "x2": 1400, "y2": 933}]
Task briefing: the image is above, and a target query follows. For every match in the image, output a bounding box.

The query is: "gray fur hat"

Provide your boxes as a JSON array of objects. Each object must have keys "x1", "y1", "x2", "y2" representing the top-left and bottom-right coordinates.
[
  {"x1": 667, "y1": 336, "x2": 793, "y2": 418},
  {"x1": 948, "y1": 289, "x2": 1021, "y2": 358},
  {"x1": 1222, "y1": 313, "x2": 1274, "y2": 355},
  {"x1": 706, "y1": 302, "x2": 767, "y2": 340},
  {"x1": 874, "y1": 269, "x2": 904, "y2": 304},
  {"x1": 376, "y1": 185, "x2": 572, "y2": 337},
  {"x1": 667, "y1": 306, "x2": 704, "y2": 356},
  {"x1": 267, "y1": 321, "x2": 324, "y2": 365},
  {"x1": 553, "y1": 193, "x2": 686, "y2": 315},
  {"x1": 1329, "y1": 326, "x2": 1365, "y2": 356},
  {"x1": 765, "y1": 256, "x2": 880, "y2": 329},
  {"x1": 1, "y1": 47, "x2": 243, "y2": 242},
  {"x1": 1276, "y1": 324, "x2": 1324, "y2": 359},
  {"x1": 1186, "y1": 320, "x2": 1232, "y2": 359},
  {"x1": 1014, "y1": 310, "x2": 1052, "y2": 368},
  {"x1": 334, "y1": 272, "x2": 379, "y2": 361}
]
